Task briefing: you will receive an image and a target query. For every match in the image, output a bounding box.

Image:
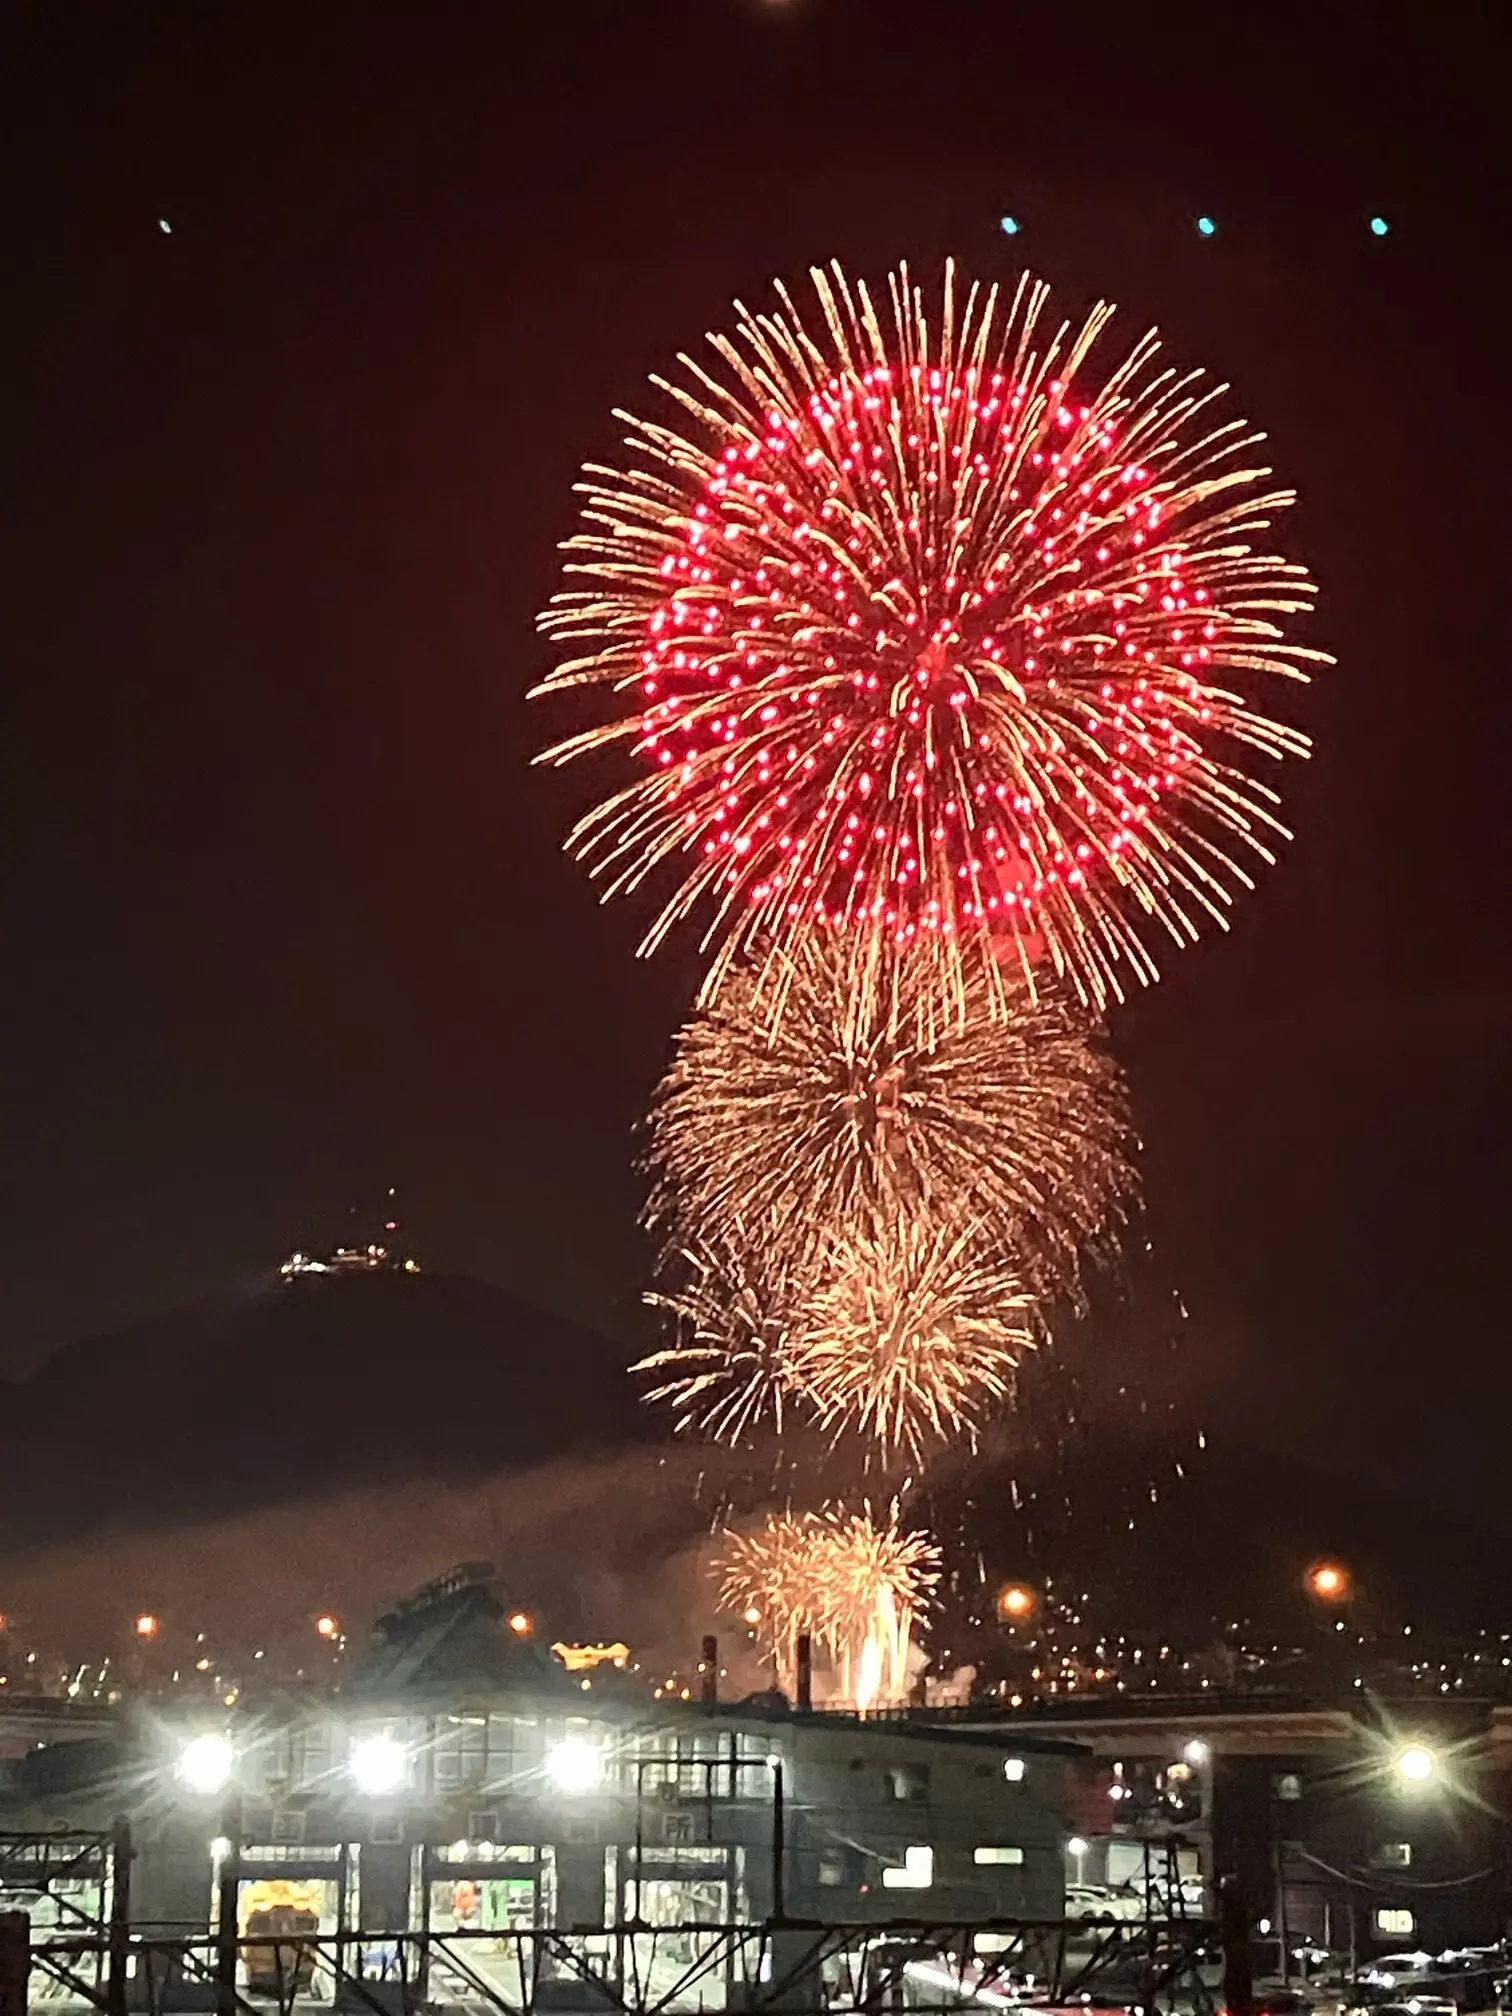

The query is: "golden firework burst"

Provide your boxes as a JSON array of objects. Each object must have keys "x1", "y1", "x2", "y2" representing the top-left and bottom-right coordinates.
[
  {"x1": 717, "y1": 1501, "x2": 941, "y2": 1709},
  {"x1": 635, "y1": 1232, "x2": 802, "y2": 1444},
  {"x1": 788, "y1": 1219, "x2": 1034, "y2": 1464},
  {"x1": 646, "y1": 935, "x2": 1136, "y2": 1303}
]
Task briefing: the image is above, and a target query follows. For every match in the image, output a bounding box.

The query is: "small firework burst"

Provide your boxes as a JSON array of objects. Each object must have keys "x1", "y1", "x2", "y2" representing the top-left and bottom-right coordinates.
[
  {"x1": 716, "y1": 1501, "x2": 941, "y2": 1709},
  {"x1": 790, "y1": 1220, "x2": 1035, "y2": 1464}
]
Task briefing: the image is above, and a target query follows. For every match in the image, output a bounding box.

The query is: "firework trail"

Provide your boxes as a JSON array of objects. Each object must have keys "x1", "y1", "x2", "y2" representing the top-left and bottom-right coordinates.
[{"x1": 535, "y1": 260, "x2": 1325, "y2": 1017}]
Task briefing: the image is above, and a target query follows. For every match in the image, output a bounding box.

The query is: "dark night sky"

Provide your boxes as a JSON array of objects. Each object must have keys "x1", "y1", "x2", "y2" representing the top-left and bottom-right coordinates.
[{"x1": 1, "y1": 4, "x2": 1507, "y2": 1524}]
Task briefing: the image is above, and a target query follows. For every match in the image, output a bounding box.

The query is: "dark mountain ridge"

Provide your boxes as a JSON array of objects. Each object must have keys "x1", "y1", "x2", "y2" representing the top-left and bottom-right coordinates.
[{"x1": 0, "y1": 1268, "x2": 646, "y2": 1548}]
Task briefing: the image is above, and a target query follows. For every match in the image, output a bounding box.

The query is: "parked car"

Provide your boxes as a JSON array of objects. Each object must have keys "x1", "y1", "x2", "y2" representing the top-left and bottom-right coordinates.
[
  {"x1": 1360, "y1": 1957, "x2": 1437, "y2": 1989},
  {"x1": 1065, "y1": 1886, "x2": 1144, "y2": 1925}
]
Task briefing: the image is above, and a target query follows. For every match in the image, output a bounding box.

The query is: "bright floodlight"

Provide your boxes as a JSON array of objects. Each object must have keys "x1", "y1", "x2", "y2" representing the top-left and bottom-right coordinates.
[
  {"x1": 546, "y1": 1737, "x2": 604, "y2": 1794},
  {"x1": 1395, "y1": 1744, "x2": 1435, "y2": 1784},
  {"x1": 1184, "y1": 1739, "x2": 1210, "y2": 1767},
  {"x1": 176, "y1": 1732, "x2": 234, "y2": 1796},
  {"x1": 350, "y1": 1733, "x2": 408, "y2": 1795}
]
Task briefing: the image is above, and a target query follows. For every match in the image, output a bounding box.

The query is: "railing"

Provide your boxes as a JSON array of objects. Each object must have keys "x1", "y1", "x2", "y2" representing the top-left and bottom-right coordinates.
[{"x1": 23, "y1": 1913, "x2": 1220, "y2": 2016}]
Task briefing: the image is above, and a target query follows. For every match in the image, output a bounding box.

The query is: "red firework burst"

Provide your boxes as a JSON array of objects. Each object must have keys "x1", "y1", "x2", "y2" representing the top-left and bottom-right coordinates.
[{"x1": 535, "y1": 262, "x2": 1326, "y2": 1010}]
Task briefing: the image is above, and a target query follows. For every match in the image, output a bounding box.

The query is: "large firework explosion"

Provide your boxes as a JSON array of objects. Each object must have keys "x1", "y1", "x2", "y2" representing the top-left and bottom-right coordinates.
[
  {"x1": 534, "y1": 260, "x2": 1325, "y2": 1016},
  {"x1": 716, "y1": 1502, "x2": 941, "y2": 1710},
  {"x1": 645, "y1": 935, "x2": 1137, "y2": 1305}
]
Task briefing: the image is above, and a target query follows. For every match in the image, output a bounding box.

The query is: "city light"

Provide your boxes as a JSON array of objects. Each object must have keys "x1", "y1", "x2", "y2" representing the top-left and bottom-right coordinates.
[
  {"x1": 508, "y1": 1611, "x2": 533, "y2": 1636},
  {"x1": 1183, "y1": 1739, "x2": 1210, "y2": 1767},
  {"x1": 135, "y1": 1614, "x2": 159, "y2": 1639},
  {"x1": 175, "y1": 1733, "x2": 234, "y2": 1796},
  {"x1": 996, "y1": 1583, "x2": 1037, "y2": 1624},
  {"x1": 350, "y1": 1733, "x2": 408, "y2": 1795},
  {"x1": 1395, "y1": 1744, "x2": 1436, "y2": 1784},
  {"x1": 315, "y1": 1614, "x2": 339, "y2": 1639},
  {"x1": 1307, "y1": 1560, "x2": 1351, "y2": 1602},
  {"x1": 546, "y1": 1737, "x2": 604, "y2": 1794}
]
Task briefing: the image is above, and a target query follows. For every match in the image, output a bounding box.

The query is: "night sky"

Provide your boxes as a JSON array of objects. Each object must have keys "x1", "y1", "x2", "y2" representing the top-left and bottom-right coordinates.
[{"x1": 2, "y1": 5, "x2": 1507, "y2": 1529}]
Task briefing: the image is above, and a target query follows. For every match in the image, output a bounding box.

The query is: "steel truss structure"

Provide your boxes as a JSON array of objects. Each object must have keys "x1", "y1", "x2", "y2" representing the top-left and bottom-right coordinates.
[{"x1": 23, "y1": 1911, "x2": 1219, "y2": 2016}]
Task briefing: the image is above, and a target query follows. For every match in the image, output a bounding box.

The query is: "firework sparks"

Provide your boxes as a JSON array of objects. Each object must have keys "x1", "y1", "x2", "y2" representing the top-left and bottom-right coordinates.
[
  {"x1": 789, "y1": 1219, "x2": 1034, "y2": 1464},
  {"x1": 635, "y1": 1233, "x2": 801, "y2": 1444},
  {"x1": 717, "y1": 1502, "x2": 941, "y2": 1710},
  {"x1": 645, "y1": 935, "x2": 1137, "y2": 1304},
  {"x1": 534, "y1": 260, "x2": 1326, "y2": 1015}
]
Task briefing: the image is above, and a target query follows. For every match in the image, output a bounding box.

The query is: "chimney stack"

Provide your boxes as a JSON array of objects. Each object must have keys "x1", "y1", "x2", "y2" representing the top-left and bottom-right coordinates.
[{"x1": 795, "y1": 1632, "x2": 813, "y2": 1711}]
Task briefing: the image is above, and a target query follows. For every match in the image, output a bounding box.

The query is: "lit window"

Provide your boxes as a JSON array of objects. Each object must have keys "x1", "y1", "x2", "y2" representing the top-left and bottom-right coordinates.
[
  {"x1": 881, "y1": 1845, "x2": 934, "y2": 1890},
  {"x1": 974, "y1": 1846, "x2": 1025, "y2": 1866},
  {"x1": 1375, "y1": 1908, "x2": 1415, "y2": 1938},
  {"x1": 1371, "y1": 1842, "x2": 1412, "y2": 1869},
  {"x1": 1003, "y1": 1757, "x2": 1026, "y2": 1783}
]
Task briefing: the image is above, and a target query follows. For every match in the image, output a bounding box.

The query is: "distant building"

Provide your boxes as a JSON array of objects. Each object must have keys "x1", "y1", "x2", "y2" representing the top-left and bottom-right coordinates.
[{"x1": 960, "y1": 1696, "x2": 1512, "y2": 1962}]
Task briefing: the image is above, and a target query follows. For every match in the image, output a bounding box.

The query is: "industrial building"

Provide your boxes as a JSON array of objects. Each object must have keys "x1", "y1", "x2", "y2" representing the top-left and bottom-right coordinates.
[{"x1": 0, "y1": 1569, "x2": 1084, "y2": 2011}]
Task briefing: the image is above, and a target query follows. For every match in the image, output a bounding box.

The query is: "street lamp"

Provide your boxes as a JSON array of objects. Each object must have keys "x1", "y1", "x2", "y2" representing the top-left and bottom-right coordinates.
[
  {"x1": 996, "y1": 1583, "x2": 1038, "y2": 1625},
  {"x1": 1068, "y1": 1835, "x2": 1088, "y2": 1883},
  {"x1": 1394, "y1": 1744, "x2": 1436, "y2": 1785},
  {"x1": 1184, "y1": 1739, "x2": 1211, "y2": 1767},
  {"x1": 1306, "y1": 1560, "x2": 1351, "y2": 1604},
  {"x1": 546, "y1": 1737, "x2": 604, "y2": 1794},
  {"x1": 350, "y1": 1733, "x2": 408, "y2": 1795},
  {"x1": 176, "y1": 1732, "x2": 235, "y2": 1796}
]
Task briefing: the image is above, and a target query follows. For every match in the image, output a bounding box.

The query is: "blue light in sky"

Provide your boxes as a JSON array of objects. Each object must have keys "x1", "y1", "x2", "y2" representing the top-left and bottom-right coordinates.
[
  {"x1": 1369, "y1": 215, "x2": 1390, "y2": 237},
  {"x1": 1195, "y1": 215, "x2": 1216, "y2": 238},
  {"x1": 999, "y1": 215, "x2": 1021, "y2": 237}
]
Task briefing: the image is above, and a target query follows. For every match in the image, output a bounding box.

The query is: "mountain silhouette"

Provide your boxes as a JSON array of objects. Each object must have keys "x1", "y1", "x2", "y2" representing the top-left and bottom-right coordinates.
[{"x1": 0, "y1": 1268, "x2": 645, "y2": 1551}]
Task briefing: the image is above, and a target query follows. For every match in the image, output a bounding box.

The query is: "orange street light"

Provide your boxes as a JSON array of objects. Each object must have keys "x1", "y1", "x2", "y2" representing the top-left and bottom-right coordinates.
[
  {"x1": 1306, "y1": 1560, "x2": 1351, "y2": 1603},
  {"x1": 134, "y1": 1613, "x2": 160, "y2": 1639},
  {"x1": 507, "y1": 1611, "x2": 533, "y2": 1636},
  {"x1": 996, "y1": 1583, "x2": 1038, "y2": 1624},
  {"x1": 315, "y1": 1614, "x2": 340, "y2": 1640}
]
